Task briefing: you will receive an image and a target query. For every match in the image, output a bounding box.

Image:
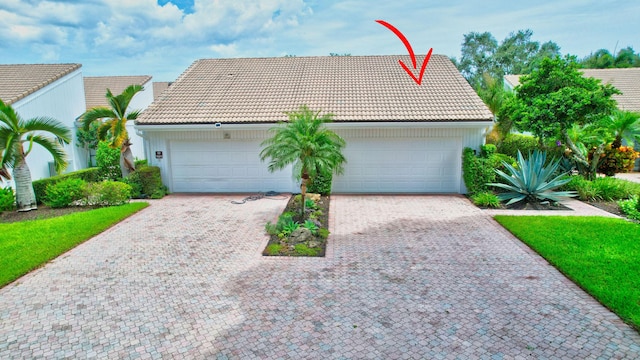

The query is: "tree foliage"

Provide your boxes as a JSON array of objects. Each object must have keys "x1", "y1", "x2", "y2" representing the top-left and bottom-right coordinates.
[
  {"x1": 502, "y1": 56, "x2": 620, "y2": 179},
  {"x1": 581, "y1": 47, "x2": 640, "y2": 68},
  {"x1": 260, "y1": 106, "x2": 346, "y2": 214},
  {"x1": 455, "y1": 29, "x2": 561, "y2": 89}
]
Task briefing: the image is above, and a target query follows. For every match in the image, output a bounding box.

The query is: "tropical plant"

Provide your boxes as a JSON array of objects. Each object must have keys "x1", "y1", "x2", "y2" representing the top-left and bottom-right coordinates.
[
  {"x1": 80, "y1": 85, "x2": 143, "y2": 178},
  {"x1": 502, "y1": 56, "x2": 620, "y2": 180},
  {"x1": 489, "y1": 150, "x2": 576, "y2": 205},
  {"x1": 470, "y1": 192, "x2": 501, "y2": 208},
  {"x1": 260, "y1": 105, "x2": 346, "y2": 216},
  {"x1": 0, "y1": 99, "x2": 71, "y2": 211},
  {"x1": 303, "y1": 219, "x2": 319, "y2": 234},
  {"x1": 607, "y1": 110, "x2": 640, "y2": 148}
]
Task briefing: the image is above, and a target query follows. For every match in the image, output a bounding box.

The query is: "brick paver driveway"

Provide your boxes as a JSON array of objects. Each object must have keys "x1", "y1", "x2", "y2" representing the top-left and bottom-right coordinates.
[{"x1": 1, "y1": 194, "x2": 639, "y2": 359}]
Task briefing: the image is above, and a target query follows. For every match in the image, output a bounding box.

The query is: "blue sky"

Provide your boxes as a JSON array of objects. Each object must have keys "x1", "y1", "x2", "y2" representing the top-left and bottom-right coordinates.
[{"x1": 0, "y1": 0, "x2": 637, "y2": 81}]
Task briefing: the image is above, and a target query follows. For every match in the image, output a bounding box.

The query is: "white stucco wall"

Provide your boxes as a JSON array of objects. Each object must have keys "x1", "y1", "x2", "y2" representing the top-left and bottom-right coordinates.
[
  {"x1": 126, "y1": 79, "x2": 154, "y2": 161},
  {"x1": 10, "y1": 68, "x2": 86, "y2": 182},
  {"x1": 136, "y1": 122, "x2": 491, "y2": 194}
]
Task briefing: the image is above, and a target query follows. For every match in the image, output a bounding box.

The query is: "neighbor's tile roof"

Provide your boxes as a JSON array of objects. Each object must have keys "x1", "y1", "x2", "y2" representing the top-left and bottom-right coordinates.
[
  {"x1": 152, "y1": 82, "x2": 171, "y2": 100},
  {"x1": 137, "y1": 55, "x2": 493, "y2": 125},
  {"x1": 505, "y1": 68, "x2": 640, "y2": 112},
  {"x1": 84, "y1": 75, "x2": 152, "y2": 109},
  {"x1": 0, "y1": 63, "x2": 82, "y2": 105}
]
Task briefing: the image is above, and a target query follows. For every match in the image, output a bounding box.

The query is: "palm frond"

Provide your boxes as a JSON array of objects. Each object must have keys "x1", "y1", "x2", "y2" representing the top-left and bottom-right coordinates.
[
  {"x1": 28, "y1": 134, "x2": 68, "y2": 173},
  {"x1": 81, "y1": 107, "x2": 116, "y2": 130},
  {"x1": 22, "y1": 117, "x2": 71, "y2": 144}
]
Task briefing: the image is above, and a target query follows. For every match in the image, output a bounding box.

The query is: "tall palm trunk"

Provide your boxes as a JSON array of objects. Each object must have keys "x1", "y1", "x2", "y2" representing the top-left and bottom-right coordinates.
[
  {"x1": 14, "y1": 157, "x2": 37, "y2": 212},
  {"x1": 119, "y1": 139, "x2": 136, "y2": 178},
  {"x1": 300, "y1": 170, "x2": 309, "y2": 217}
]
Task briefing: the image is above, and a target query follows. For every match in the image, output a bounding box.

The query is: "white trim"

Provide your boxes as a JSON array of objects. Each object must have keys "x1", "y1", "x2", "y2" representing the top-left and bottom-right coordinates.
[{"x1": 134, "y1": 121, "x2": 492, "y2": 132}]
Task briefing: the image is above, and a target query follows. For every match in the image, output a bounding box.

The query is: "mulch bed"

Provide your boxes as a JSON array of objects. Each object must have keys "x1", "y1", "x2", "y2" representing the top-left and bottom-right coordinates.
[
  {"x1": 587, "y1": 201, "x2": 625, "y2": 217},
  {"x1": 262, "y1": 194, "x2": 330, "y2": 257},
  {"x1": 0, "y1": 205, "x2": 98, "y2": 223}
]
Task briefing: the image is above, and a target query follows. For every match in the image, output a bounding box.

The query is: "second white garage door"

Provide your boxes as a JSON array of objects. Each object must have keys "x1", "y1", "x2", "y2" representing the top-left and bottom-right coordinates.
[
  {"x1": 332, "y1": 137, "x2": 462, "y2": 193},
  {"x1": 170, "y1": 140, "x2": 294, "y2": 192}
]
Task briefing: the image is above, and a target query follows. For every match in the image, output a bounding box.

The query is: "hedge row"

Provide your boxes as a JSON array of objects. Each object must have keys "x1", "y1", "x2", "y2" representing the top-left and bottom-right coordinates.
[{"x1": 32, "y1": 167, "x2": 100, "y2": 204}]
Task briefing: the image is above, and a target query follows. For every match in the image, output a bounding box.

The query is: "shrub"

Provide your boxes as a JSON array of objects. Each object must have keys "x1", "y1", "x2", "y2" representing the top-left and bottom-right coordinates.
[
  {"x1": 462, "y1": 147, "x2": 496, "y2": 195},
  {"x1": 293, "y1": 244, "x2": 320, "y2": 256},
  {"x1": 490, "y1": 150, "x2": 576, "y2": 205},
  {"x1": 85, "y1": 181, "x2": 131, "y2": 206},
  {"x1": 480, "y1": 144, "x2": 497, "y2": 157},
  {"x1": 318, "y1": 228, "x2": 330, "y2": 239},
  {"x1": 561, "y1": 175, "x2": 640, "y2": 201},
  {"x1": 32, "y1": 167, "x2": 100, "y2": 204},
  {"x1": 0, "y1": 187, "x2": 15, "y2": 212},
  {"x1": 121, "y1": 173, "x2": 143, "y2": 199},
  {"x1": 265, "y1": 244, "x2": 284, "y2": 256},
  {"x1": 96, "y1": 141, "x2": 121, "y2": 181},
  {"x1": 308, "y1": 171, "x2": 333, "y2": 195},
  {"x1": 497, "y1": 134, "x2": 540, "y2": 158},
  {"x1": 122, "y1": 166, "x2": 167, "y2": 199},
  {"x1": 470, "y1": 192, "x2": 501, "y2": 208},
  {"x1": 44, "y1": 178, "x2": 87, "y2": 208},
  {"x1": 595, "y1": 145, "x2": 639, "y2": 176},
  {"x1": 134, "y1": 159, "x2": 148, "y2": 167},
  {"x1": 618, "y1": 196, "x2": 640, "y2": 220},
  {"x1": 591, "y1": 177, "x2": 640, "y2": 201}
]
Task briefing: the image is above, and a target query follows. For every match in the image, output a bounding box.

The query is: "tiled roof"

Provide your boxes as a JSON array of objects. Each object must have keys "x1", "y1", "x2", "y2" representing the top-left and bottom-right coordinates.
[
  {"x1": 0, "y1": 63, "x2": 82, "y2": 105},
  {"x1": 84, "y1": 76, "x2": 152, "y2": 110},
  {"x1": 137, "y1": 55, "x2": 493, "y2": 125},
  {"x1": 152, "y1": 82, "x2": 171, "y2": 100},
  {"x1": 505, "y1": 68, "x2": 640, "y2": 112}
]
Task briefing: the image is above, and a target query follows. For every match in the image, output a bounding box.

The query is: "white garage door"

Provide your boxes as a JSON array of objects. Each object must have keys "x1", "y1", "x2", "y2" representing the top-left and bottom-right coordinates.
[
  {"x1": 332, "y1": 137, "x2": 461, "y2": 193},
  {"x1": 170, "y1": 140, "x2": 294, "y2": 192}
]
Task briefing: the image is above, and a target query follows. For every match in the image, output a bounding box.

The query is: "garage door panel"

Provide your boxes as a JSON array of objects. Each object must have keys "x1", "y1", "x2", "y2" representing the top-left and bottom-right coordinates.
[
  {"x1": 333, "y1": 137, "x2": 461, "y2": 193},
  {"x1": 170, "y1": 141, "x2": 293, "y2": 193}
]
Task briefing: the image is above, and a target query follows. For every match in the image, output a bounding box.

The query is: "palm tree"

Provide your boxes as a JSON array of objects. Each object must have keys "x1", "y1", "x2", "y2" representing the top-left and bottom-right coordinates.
[
  {"x1": 0, "y1": 99, "x2": 71, "y2": 211},
  {"x1": 607, "y1": 110, "x2": 640, "y2": 148},
  {"x1": 260, "y1": 105, "x2": 346, "y2": 215},
  {"x1": 81, "y1": 85, "x2": 142, "y2": 177}
]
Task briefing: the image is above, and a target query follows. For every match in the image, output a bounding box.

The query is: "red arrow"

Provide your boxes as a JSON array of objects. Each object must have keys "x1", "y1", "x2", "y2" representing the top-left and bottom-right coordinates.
[{"x1": 376, "y1": 20, "x2": 433, "y2": 85}]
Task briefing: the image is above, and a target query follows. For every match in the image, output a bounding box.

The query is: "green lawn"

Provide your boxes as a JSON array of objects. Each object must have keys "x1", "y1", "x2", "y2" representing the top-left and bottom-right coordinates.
[
  {"x1": 0, "y1": 202, "x2": 148, "y2": 288},
  {"x1": 494, "y1": 215, "x2": 640, "y2": 331}
]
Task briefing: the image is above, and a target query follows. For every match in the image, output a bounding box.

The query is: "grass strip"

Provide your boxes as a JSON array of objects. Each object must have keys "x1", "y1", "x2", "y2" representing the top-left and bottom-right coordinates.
[
  {"x1": 0, "y1": 202, "x2": 148, "y2": 288},
  {"x1": 494, "y1": 215, "x2": 640, "y2": 331}
]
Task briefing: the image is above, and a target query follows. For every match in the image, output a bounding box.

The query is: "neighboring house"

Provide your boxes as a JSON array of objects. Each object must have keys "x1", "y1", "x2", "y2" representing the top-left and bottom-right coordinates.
[
  {"x1": 0, "y1": 63, "x2": 85, "y2": 182},
  {"x1": 136, "y1": 55, "x2": 493, "y2": 194},
  {"x1": 152, "y1": 82, "x2": 171, "y2": 101},
  {"x1": 83, "y1": 76, "x2": 154, "y2": 164},
  {"x1": 504, "y1": 67, "x2": 640, "y2": 112}
]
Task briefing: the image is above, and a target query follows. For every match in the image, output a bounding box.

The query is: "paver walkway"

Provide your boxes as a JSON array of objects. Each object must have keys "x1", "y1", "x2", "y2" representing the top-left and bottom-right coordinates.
[{"x1": 1, "y1": 194, "x2": 639, "y2": 359}]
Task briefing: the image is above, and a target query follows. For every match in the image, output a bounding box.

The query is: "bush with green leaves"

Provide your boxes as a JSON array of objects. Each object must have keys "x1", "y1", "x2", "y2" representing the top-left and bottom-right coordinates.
[
  {"x1": 489, "y1": 150, "x2": 576, "y2": 205},
  {"x1": 561, "y1": 175, "x2": 640, "y2": 201},
  {"x1": 497, "y1": 134, "x2": 540, "y2": 158},
  {"x1": 462, "y1": 147, "x2": 496, "y2": 195},
  {"x1": 0, "y1": 187, "x2": 15, "y2": 212},
  {"x1": 44, "y1": 178, "x2": 87, "y2": 208},
  {"x1": 308, "y1": 171, "x2": 333, "y2": 195},
  {"x1": 618, "y1": 196, "x2": 640, "y2": 220},
  {"x1": 96, "y1": 141, "x2": 121, "y2": 181},
  {"x1": 470, "y1": 192, "x2": 501, "y2": 208},
  {"x1": 32, "y1": 167, "x2": 100, "y2": 204},
  {"x1": 85, "y1": 181, "x2": 131, "y2": 206},
  {"x1": 122, "y1": 165, "x2": 168, "y2": 199}
]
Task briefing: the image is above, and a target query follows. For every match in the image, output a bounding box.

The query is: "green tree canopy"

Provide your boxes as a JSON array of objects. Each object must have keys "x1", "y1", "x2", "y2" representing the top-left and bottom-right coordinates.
[
  {"x1": 501, "y1": 56, "x2": 620, "y2": 178},
  {"x1": 581, "y1": 47, "x2": 640, "y2": 68},
  {"x1": 455, "y1": 29, "x2": 561, "y2": 89}
]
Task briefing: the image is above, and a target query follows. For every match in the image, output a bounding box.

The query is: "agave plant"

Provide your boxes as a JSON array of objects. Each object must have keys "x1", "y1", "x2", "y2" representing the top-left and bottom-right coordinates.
[{"x1": 489, "y1": 150, "x2": 577, "y2": 205}]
